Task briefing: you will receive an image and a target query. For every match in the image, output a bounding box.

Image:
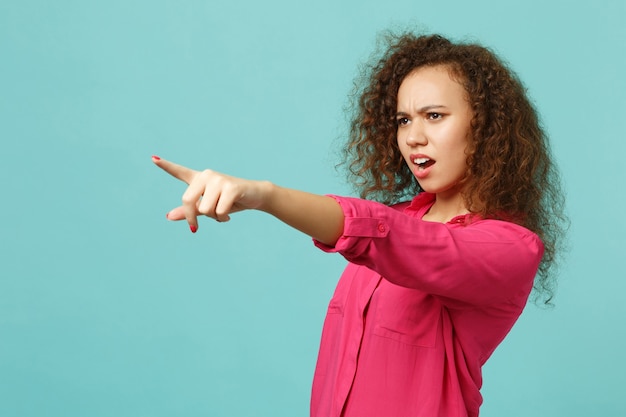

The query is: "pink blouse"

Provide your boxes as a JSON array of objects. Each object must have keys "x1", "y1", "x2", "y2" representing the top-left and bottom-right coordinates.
[{"x1": 311, "y1": 193, "x2": 543, "y2": 417}]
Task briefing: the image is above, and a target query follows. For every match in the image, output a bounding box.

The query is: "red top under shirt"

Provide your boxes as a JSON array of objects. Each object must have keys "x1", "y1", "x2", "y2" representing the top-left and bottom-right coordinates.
[{"x1": 311, "y1": 193, "x2": 543, "y2": 417}]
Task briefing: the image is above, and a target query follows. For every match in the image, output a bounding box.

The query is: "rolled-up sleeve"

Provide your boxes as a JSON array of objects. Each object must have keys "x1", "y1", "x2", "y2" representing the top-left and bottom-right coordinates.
[{"x1": 314, "y1": 195, "x2": 544, "y2": 306}]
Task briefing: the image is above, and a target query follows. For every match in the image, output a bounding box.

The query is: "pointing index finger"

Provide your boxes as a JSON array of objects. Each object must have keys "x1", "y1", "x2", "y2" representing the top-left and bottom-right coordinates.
[{"x1": 152, "y1": 156, "x2": 198, "y2": 184}]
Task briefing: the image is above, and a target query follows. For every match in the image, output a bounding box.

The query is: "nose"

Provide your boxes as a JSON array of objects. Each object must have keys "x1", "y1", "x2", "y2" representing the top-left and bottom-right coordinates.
[{"x1": 403, "y1": 120, "x2": 427, "y2": 147}]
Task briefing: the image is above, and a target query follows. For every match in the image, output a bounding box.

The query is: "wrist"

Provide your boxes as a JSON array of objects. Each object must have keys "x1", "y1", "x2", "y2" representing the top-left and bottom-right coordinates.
[{"x1": 256, "y1": 180, "x2": 278, "y2": 213}]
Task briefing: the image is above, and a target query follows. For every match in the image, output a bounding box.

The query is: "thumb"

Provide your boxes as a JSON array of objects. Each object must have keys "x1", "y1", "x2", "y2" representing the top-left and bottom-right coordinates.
[{"x1": 165, "y1": 206, "x2": 186, "y2": 221}]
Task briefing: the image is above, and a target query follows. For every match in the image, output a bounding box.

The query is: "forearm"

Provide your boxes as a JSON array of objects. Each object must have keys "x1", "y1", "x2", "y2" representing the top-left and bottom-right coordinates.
[
  {"x1": 152, "y1": 156, "x2": 344, "y2": 241},
  {"x1": 258, "y1": 182, "x2": 344, "y2": 246},
  {"x1": 315, "y1": 196, "x2": 543, "y2": 305}
]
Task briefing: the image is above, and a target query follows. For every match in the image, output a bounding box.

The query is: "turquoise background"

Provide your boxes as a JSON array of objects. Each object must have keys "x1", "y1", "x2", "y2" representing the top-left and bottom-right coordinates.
[{"x1": 1, "y1": 0, "x2": 624, "y2": 416}]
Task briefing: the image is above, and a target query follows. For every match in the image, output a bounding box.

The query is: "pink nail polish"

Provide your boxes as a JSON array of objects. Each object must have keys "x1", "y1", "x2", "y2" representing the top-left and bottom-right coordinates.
[
  {"x1": 152, "y1": 155, "x2": 161, "y2": 161},
  {"x1": 190, "y1": 224, "x2": 198, "y2": 233}
]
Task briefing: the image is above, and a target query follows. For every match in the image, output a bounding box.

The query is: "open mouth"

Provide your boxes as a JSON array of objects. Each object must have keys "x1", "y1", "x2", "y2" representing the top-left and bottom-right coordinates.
[{"x1": 413, "y1": 157, "x2": 435, "y2": 170}]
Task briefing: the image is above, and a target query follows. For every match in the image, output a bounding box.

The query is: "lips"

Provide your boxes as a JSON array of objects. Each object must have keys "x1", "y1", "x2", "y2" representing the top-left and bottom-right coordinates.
[{"x1": 410, "y1": 154, "x2": 435, "y2": 179}]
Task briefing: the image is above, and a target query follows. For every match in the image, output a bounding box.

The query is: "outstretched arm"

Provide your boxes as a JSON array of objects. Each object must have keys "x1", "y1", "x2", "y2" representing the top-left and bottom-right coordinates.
[{"x1": 152, "y1": 156, "x2": 344, "y2": 246}]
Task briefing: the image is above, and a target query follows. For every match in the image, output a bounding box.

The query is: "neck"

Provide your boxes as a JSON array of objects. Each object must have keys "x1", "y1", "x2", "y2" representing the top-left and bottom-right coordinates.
[{"x1": 422, "y1": 192, "x2": 469, "y2": 223}]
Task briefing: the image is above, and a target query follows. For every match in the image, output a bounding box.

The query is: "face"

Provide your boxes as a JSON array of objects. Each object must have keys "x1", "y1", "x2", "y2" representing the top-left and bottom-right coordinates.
[{"x1": 396, "y1": 65, "x2": 473, "y2": 200}]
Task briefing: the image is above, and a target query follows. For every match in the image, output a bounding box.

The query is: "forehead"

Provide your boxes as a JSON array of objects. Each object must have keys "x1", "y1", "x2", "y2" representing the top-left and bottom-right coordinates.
[{"x1": 397, "y1": 65, "x2": 468, "y2": 107}]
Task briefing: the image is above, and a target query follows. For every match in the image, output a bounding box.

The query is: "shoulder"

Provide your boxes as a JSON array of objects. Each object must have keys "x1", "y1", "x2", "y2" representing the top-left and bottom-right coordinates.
[
  {"x1": 462, "y1": 218, "x2": 542, "y2": 242},
  {"x1": 453, "y1": 219, "x2": 545, "y2": 270}
]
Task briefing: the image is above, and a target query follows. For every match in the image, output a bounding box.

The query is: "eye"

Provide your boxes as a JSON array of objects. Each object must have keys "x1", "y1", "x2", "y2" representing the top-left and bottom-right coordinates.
[
  {"x1": 396, "y1": 117, "x2": 410, "y2": 126},
  {"x1": 427, "y1": 112, "x2": 443, "y2": 120}
]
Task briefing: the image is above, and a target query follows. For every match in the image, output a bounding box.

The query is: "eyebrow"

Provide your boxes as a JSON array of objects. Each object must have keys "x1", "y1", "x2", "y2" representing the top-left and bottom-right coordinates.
[{"x1": 396, "y1": 105, "x2": 448, "y2": 116}]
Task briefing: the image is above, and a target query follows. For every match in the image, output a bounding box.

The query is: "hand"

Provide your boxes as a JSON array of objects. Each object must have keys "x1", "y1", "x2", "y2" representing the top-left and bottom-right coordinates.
[{"x1": 152, "y1": 156, "x2": 269, "y2": 232}]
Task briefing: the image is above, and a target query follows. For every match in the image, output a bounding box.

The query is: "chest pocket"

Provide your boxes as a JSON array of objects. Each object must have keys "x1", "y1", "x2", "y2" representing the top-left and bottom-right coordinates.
[{"x1": 372, "y1": 281, "x2": 441, "y2": 348}]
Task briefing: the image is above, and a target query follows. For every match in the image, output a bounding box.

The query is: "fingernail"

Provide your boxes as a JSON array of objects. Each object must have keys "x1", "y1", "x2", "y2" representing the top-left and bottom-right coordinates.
[
  {"x1": 165, "y1": 212, "x2": 170, "y2": 220},
  {"x1": 151, "y1": 155, "x2": 161, "y2": 160},
  {"x1": 189, "y1": 224, "x2": 198, "y2": 233}
]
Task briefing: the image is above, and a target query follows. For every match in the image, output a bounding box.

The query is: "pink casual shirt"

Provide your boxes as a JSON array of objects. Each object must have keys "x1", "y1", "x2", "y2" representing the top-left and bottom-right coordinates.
[{"x1": 311, "y1": 193, "x2": 544, "y2": 417}]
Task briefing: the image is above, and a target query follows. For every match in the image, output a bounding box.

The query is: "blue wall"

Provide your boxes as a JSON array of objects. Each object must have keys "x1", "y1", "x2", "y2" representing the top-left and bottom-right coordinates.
[{"x1": 1, "y1": 1, "x2": 624, "y2": 415}]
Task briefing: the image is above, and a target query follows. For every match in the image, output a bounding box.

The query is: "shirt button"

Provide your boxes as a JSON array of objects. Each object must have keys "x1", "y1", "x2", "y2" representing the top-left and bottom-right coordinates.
[{"x1": 377, "y1": 224, "x2": 386, "y2": 233}]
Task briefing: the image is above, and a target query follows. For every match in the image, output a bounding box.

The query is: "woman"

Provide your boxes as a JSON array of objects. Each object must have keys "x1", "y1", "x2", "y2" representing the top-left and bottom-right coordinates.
[{"x1": 153, "y1": 32, "x2": 567, "y2": 417}]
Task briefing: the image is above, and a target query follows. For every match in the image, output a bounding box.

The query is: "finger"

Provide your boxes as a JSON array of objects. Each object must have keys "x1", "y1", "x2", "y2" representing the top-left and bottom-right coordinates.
[
  {"x1": 165, "y1": 206, "x2": 186, "y2": 221},
  {"x1": 214, "y1": 186, "x2": 238, "y2": 222},
  {"x1": 182, "y1": 180, "x2": 208, "y2": 233},
  {"x1": 151, "y1": 155, "x2": 198, "y2": 185},
  {"x1": 197, "y1": 187, "x2": 220, "y2": 219}
]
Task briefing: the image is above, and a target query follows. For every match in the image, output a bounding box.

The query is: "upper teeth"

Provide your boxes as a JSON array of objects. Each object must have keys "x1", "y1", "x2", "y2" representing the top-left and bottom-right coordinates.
[{"x1": 414, "y1": 157, "x2": 430, "y2": 165}]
